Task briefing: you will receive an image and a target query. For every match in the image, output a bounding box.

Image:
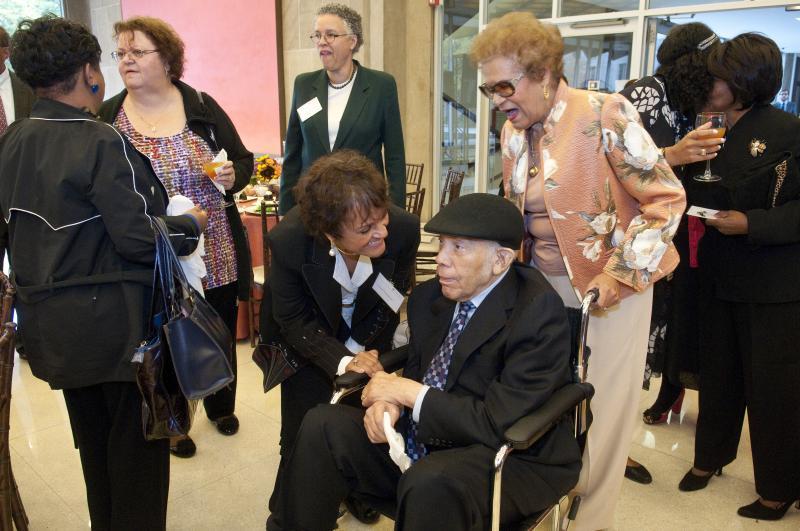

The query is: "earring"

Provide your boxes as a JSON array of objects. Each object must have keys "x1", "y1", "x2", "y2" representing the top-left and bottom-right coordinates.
[
  {"x1": 543, "y1": 85, "x2": 550, "y2": 100},
  {"x1": 90, "y1": 84, "x2": 99, "y2": 94},
  {"x1": 328, "y1": 240, "x2": 336, "y2": 257}
]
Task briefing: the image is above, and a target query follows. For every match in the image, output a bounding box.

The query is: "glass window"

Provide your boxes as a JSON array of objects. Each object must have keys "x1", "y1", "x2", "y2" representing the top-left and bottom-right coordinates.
[
  {"x1": 489, "y1": 0, "x2": 552, "y2": 21},
  {"x1": 561, "y1": 0, "x2": 638, "y2": 17},
  {"x1": 562, "y1": 33, "x2": 633, "y2": 92},
  {"x1": 440, "y1": 2, "x2": 479, "y2": 199},
  {"x1": 648, "y1": 0, "x2": 729, "y2": 8},
  {"x1": 0, "y1": 1, "x2": 63, "y2": 35}
]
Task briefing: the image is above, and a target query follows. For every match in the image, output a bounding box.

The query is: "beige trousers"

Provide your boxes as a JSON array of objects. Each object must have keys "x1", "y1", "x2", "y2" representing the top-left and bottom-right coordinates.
[{"x1": 543, "y1": 273, "x2": 653, "y2": 531}]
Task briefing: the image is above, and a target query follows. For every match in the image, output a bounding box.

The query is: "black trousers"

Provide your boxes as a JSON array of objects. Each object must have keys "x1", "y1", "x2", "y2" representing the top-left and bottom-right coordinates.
[
  {"x1": 203, "y1": 281, "x2": 239, "y2": 419},
  {"x1": 269, "y1": 404, "x2": 578, "y2": 531},
  {"x1": 694, "y1": 296, "x2": 800, "y2": 501},
  {"x1": 63, "y1": 382, "x2": 169, "y2": 531}
]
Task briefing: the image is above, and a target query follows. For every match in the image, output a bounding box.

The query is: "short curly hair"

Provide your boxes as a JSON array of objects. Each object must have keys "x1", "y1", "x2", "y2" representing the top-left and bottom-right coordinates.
[
  {"x1": 10, "y1": 15, "x2": 101, "y2": 92},
  {"x1": 470, "y1": 12, "x2": 563, "y2": 85},
  {"x1": 296, "y1": 150, "x2": 388, "y2": 240},
  {"x1": 707, "y1": 33, "x2": 782, "y2": 110},
  {"x1": 113, "y1": 17, "x2": 185, "y2": 80},
  {"x1": 317, "y1": 3, "x2": 363, "y2": 54},
  {"x1": 655, "y1": 23, "x2": 718, "y2": 117}
]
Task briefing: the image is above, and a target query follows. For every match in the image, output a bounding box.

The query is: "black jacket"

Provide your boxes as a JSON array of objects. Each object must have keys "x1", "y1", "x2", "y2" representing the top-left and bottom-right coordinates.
[
  {"x1": 0, "y1": 98, "x2": 201, "y2": 389},
  {"x1": 99, "y1": 80, "x2": 254, "y2": 300},
  {"x1": 691, "y1": 104, "x2": 800, "y2": 302},
  {"x1": 9, "y1": 72, "x2": 35, "y2": 119},
  {"x1": 279, "y1": 62, "x2": 406, "y2": 213},
  {"x1": 261, "y1": 204, "x2": 420, "y2": 377}
]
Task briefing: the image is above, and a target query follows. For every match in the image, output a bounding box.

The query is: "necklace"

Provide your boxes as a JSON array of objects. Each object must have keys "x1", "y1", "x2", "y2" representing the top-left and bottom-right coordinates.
[
  {"x1": 127, "y1": 101, "x2": 163, "y2": 134},
  {"x1": 328, "y1": 64, "x2": 357, "y2": 90}
]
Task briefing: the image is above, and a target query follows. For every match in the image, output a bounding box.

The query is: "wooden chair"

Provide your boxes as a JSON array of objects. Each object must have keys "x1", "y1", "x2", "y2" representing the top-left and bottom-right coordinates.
[
  {"x1": 0, "y1": 273, "x2": 28, "y2": 531},
  {"x1": 404, "y1": 188, "x2": 425, "y2": 218},
  {"x1": 439, "y1": 167, "x2": 465, "y2": 208},
  {"x1": 249, "y1": 198, "x2": 280, "y2": 347},
  {"x1": 405, "y1": 163, "x2": 424, "y2": 193}
]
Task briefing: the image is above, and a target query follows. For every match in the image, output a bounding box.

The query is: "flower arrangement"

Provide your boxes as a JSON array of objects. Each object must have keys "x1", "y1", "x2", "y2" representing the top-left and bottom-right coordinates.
[{"x1": 252, "y1": 154, "x2": 282, "y2": 184}]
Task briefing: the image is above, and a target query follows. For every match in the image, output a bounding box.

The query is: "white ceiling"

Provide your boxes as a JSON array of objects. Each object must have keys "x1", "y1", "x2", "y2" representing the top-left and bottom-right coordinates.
[{"x1": 682, "y1": 7, "x2": 800, "y2": 53}]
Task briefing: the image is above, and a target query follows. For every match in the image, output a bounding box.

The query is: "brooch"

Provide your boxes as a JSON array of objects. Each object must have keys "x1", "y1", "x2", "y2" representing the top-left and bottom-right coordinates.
[{"x1": 749, "y1": 139, "x2": 766, "y2": 157}]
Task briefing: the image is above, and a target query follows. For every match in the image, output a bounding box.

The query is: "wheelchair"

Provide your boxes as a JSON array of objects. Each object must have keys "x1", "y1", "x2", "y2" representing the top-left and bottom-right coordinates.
[{"x1": 330, "y1": 289, "x2": 598, "y2": 531}]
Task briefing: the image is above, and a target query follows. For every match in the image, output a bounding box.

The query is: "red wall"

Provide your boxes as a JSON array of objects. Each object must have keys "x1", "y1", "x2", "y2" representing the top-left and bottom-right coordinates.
[{"x1": 120, "y1": 0, "x2": 281, "y2": 154}]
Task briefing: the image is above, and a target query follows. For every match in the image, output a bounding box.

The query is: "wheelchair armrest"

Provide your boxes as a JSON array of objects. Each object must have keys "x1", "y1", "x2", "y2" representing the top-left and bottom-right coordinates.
[
  {"x1": 333, "y1": 346, "x2": 410, "y2": 390},
  {"x1": 503, "y1": 382, "x2": 595, "y2": 451}
]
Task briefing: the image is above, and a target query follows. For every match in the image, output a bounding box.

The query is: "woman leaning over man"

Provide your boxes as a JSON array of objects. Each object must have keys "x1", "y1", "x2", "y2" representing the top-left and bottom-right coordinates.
[
  {"x1": 470, "y1": 13, "x2": 686, "y2": 530},
  {"x1": 98, "y1": 16, "x2": 253, "y2": 458}
]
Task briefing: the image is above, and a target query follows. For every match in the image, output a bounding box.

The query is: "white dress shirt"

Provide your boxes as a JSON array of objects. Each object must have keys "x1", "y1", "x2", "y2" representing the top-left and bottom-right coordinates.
[
  {"x1": 0, "y1": 68, "x2": 16, "y2": 126},
  {"x1": 331, "y1": 247, "x2": 373, "y2": 374}
]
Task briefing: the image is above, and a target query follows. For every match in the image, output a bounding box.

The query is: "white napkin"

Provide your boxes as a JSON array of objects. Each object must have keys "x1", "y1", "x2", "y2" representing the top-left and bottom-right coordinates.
[
  {"x1": 166, "y1": 195, "x2": 207, "y2": 296},
  {"x1": 209, "y1": 149, "x2": 228, "y2": 195},
  {"x1": 384, "y1": 411, "x2": 411, "y2": 472}
]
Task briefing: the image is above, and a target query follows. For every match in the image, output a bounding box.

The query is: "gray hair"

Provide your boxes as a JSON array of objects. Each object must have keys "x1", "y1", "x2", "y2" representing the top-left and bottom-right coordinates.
[{"x1": 317, "y1": 3, "x2": 363, "y2": 53}]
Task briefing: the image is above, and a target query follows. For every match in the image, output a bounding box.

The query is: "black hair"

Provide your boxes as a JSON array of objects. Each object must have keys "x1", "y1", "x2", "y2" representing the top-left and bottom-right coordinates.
[
  {"x1": 655, "y1": 22, "x2": 718, "y2": 117},
  {"x1": 707, "y1": 32, "x2": 782, "y2": 109},
  {"x1": 10, "y1": 14, "x2": 101, "y2": 93}
]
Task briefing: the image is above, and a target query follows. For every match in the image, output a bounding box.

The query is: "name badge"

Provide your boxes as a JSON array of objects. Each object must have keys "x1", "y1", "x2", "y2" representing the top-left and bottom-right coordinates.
[
  {"x1": 297, "y1": 97, "x2": 323, "y2": 122},
  {"x1": 372, "y1": 273, "x2": 403, "y2": 313}
]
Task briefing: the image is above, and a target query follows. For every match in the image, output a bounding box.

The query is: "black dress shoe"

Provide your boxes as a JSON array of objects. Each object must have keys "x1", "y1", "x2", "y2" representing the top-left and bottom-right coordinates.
[
  {"x1": 344, "y1": 496, "x2": 380, "y2": 525},
  {"x1": 624, "y1": 463, "x2": 653, "y2": 484},
  {"x1": 678, "y1": 467, "x2": 721, "y2": 492},
  {"x1": 213, "y1": 414, "x2": 239, "y2": 436},
  {"x1": 169, "y1": 436, "x2": 196, "y2": 458},
  {"x1": 737, "y1": 499, "x2": 799, "y2": 521}
]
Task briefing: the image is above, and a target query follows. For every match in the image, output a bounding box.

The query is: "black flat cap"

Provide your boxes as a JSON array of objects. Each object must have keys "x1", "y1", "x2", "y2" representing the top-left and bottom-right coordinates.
[{"x1": 424, "y1": 193, "x2": 523, "y2": 249}]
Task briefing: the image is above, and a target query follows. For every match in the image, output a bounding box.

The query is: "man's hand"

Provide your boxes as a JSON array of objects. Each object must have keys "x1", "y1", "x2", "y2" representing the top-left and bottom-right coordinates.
[
  {"x1": 706, "y1": 210, "x2": 748, "y2": 235},
  {"x1": 361, "y1": 371, "x2": 423, "y2": 409},
  {"x1": 345, "y1": 349, "x2": 383, "y2": 376},
  {"x1": 363, "y1": 400, "x2": 401, "y2": 444}
]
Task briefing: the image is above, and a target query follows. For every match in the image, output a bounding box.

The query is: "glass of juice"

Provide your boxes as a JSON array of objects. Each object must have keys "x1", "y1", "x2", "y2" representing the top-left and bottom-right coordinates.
[
  {"x1": 203, "y1": 161, "x2": 224, "y2": 179},
  {"x1": 693, "y1": 112, "x2": 726, "y2": 182}
]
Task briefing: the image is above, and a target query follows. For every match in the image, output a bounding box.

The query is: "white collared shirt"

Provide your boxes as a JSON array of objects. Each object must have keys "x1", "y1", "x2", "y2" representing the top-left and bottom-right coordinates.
[
  {"x1": 327, "y1": 69, "x2": 357, "y2": 150},
  {"x1": 411, "y1": 268, "x2": 511, "y2": 421},
  {"x1": 0, "y1": 68, "x2": 15, "y2": 126},
  {"x1": 332, "y1": 247, "x2": 373, "y2": 374}
]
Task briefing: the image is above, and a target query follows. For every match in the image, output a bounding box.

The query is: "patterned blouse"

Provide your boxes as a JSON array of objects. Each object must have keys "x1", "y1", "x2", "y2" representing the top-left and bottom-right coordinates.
[{"x1": 115, "y1": 108, "x2": 237, "y2": 290}]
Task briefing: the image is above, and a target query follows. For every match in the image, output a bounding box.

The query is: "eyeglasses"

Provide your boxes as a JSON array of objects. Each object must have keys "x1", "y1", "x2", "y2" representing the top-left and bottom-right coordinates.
[
  {"x1": 309, "y1": 31, "x2": 354, "y2": 44},
  {"x1": 479, "y1": 73, "x2": 526, "y2": 99},
  {"x1": 111, "y1": 49, "x2": 159, "y2": 62}
]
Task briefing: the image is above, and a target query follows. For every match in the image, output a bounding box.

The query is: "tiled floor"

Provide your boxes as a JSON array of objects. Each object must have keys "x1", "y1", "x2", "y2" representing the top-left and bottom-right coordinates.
[{"x1": 8, "y1": 340, "x2": 799, "y2": 530}]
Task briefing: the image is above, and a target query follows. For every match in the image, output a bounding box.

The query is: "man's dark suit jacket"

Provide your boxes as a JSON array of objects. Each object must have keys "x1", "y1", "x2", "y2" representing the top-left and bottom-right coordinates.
[
  {"x1": 261, "y1": 204, "x2": 420, "y2": 451},
  {"x1": 404, "y1": 263, "x2": 582, "y2": 480},
  {"x1": 10, "y1": 72, "x2": 35, "y2": 119},
  {"x1": 278, "y1": 61, "x2": 405, "y2": 214}
]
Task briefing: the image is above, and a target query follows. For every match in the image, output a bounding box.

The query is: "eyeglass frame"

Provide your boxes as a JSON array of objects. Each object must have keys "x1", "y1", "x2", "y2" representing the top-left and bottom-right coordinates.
[
  {"x1": 111, "y1": 49, "x2": 159, "y2": 62},
  {"x1": 309, "y1": 31, "x2": 354, "y2": 45},
  {"x1": 478, "y1": 72, "x2": 527, "y2": 99}
]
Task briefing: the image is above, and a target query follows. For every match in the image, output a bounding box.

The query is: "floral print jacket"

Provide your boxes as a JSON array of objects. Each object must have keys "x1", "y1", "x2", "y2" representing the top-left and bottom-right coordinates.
[{"x1": 500, "y1": 80, "x2": 686, "y2": 299}]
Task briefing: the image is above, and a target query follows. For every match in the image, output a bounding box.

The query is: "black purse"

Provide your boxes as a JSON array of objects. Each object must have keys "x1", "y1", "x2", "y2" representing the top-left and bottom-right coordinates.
[{"x1": 151, "y1": 217, "x2": 235, "y2": 400}]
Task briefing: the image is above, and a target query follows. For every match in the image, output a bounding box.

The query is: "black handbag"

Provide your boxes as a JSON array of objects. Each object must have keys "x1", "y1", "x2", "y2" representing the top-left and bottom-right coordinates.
[
  {"x1": 151, "y1": 217, "x2": 235, "y2": 400},
  {"x1": 252, "y1": 340, "x2": 306, "y2": 393}
]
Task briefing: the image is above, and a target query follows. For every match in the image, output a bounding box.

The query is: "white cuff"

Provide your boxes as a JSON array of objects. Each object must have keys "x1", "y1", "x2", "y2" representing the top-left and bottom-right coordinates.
[
  {"x1": 336, "y1": 356, "x2": 354, "y2": 376},
  {"x1": 412, "y1": 385, "x2": 430, "y2": 423}
]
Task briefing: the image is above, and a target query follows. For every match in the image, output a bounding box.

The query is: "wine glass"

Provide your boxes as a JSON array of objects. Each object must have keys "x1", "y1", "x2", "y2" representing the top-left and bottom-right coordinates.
[{"x1": 693, "y1": 112, "x2": 726, "y2": 182}]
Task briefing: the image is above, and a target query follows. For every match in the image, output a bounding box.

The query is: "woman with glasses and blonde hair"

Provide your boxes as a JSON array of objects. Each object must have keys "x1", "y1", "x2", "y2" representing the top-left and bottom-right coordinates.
[
  {"x1": 470, "y1": 12, "x2": 686, "y2": 530},
  {"x1": 99, "y1": 16, "x2": 253, "y2": 458},
  {"x1": 278, "y1": 3, "x2": 405, "y2": 215}
]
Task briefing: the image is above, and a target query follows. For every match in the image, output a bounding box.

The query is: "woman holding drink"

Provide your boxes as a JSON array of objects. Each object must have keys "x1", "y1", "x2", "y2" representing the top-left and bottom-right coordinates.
[
  {"x1": 99, "y1": 16, "x2": 253, "y2": 458},
  {"x1": 679, "y1": 33, "x2": 800, "y2": 520}
]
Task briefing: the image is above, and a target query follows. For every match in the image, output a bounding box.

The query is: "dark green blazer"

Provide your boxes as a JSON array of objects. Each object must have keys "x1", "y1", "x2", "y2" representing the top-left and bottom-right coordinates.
[{"x1": 279, "y1": 61, "x2": 405, "y2": 214}]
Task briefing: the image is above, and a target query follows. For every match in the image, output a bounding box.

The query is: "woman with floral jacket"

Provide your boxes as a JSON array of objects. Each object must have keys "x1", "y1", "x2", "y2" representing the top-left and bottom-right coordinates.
[{"x1": 471, "y1": 13, "x2": 686, "y2": 530}]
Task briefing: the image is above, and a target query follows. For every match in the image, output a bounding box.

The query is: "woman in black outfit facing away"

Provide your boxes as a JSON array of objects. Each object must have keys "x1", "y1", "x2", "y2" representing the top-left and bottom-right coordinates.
[
  {"x1": 678, "y1": 33, "x2": 800, "y2": 521},
  {"x1": 0, "y1": 16, "x2": 205, "y2": 530}
]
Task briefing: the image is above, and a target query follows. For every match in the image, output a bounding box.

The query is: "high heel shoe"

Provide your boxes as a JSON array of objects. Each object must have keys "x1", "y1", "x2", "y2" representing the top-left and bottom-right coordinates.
[
  {"x1": 737, "y1": 498, "x2": 800, "y2": 521},
  {"x1": 643, "y1": 389, "x2": 685, "y2": 425},
  {"x1": 678, "y1": 467, "x2": 721, "y2": 492}
]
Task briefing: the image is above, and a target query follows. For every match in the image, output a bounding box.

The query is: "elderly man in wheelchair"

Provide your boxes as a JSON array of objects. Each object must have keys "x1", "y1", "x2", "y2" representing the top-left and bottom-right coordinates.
[{"x1": 267, "y1": 194, "x2": 593, "y2": 530}]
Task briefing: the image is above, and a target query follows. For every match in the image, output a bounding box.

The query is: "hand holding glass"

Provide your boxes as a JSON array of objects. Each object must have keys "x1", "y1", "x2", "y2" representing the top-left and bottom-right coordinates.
[{"x1": 693, "y1": 112, "x2": 726, "y2": 182}]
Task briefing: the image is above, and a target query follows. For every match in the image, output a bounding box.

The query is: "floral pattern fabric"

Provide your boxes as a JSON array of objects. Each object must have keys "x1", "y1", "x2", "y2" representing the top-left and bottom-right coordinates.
[{"x1": 501, "y1": 80, "x2": 686, "y2": 297}]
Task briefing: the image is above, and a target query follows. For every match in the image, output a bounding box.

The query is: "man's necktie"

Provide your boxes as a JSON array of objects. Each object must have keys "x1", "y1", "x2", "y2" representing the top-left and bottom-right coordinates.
[
  {"x1": 405, "y1": 300, "x2": 475, "y2": 462},
  {"x1": 0, "y1": 94, "x2": 8, "y2": 136}
]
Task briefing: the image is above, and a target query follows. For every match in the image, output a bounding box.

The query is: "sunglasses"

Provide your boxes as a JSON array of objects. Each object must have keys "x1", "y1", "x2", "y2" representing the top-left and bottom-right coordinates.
[{"x1": 479, "y1": 73, "x2": 526, "y2": 98}]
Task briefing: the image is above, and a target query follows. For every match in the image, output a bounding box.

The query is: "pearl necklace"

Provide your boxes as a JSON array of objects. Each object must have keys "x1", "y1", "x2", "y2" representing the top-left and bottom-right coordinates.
[{"x1": 327, "y1": 64, "x2": 357, "y2": 90}]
